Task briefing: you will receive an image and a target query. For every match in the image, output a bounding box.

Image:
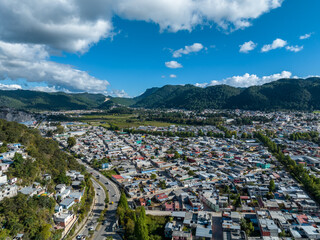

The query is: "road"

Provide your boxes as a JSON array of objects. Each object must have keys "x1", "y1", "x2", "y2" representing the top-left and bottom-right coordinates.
[
  {"x1": 75, "y1": 179, "x2": 106, "y2": 238},
  {"x1": 75, "y1": 160, "x2": 122, "y2": 240}
]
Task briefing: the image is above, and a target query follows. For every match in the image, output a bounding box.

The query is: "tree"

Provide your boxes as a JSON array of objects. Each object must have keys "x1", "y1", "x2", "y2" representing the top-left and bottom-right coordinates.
[
  {"x1": 135, "y1": 207, "x2": 149, "y2": 240},
  {"x1": 159, "y1": 180, "x2": 166, "y2": 189},
  {"x1": 55, "y1": 125, "x2": 65, "y2": 134},
  {"x1": 150, "y1": 173, "x2": 157, "y2": 180},
  {"x1": 37, "y1": 224, "x2": 52, "y2": 240},
  {"x1": 67, "y1": 137, "x2": 76, "y2": 148},
  {"x1": 269, "y1": 179, "x2": 276, "y2": 192},
  {"x1": 173, "y1": 151, "x2": 180, "y2": 159}
]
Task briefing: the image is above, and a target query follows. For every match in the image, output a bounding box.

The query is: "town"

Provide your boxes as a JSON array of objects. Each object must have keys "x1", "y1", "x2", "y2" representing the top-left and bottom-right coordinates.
[{"x1": 27, "y1": 109, "x2": 320, "y2": 239}]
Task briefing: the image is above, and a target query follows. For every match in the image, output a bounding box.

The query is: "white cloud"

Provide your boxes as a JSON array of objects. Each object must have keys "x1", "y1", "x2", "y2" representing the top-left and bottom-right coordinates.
[
  {"x1": 114, "y1": 0, "x2": 283, "y2": 32},
  {"x1": 300, "y1": 33, "x2": 312, "y2": 40},
  {"x1": 0, "y1": 0, "x2": 284, "y2": 93},
  {"x1": 0, "y1": 0, "x2": 284, "y2": 54},
  {"x1": 196, "y1": 71, "x2": 293, "y2": 88},
  {"x1": 286, "y1": 45, "x2": 303, "y2": 52},
  {"x1": 0, "y1": 41, "x2": 109, "y2": 93},
  {"x1": 170, "y1": 74, "x2": 177, "y2": 78},
  {"x1": 261, "y1": 38, "x2": 287, "y2": 52},
  {"x1": 30, "y1": 86, "x2": 71, "y2": 93},
  {"x1": 0, "y1": 83, "x2": 22, "y2": 90},
  {"x1": 107, "y1": 89, "x2": 130, "y2": 98},
  {"x1": 165, "y1": 61, "x2": 183, "y2": 69},
  {"x1": 0, "y1": 0, "x2": 114, "y2": 53},
  {"x1": 173, "y1": 43, "x2": 204, "y2": 58},
  {"x1": 239, "y1": 41, "x2": 257, "y2": 53}
]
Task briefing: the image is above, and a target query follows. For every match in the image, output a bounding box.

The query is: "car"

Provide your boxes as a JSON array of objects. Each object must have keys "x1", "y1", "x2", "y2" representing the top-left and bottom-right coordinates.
[
  {"x1": 113, "y1": 194, "x2": 116, "y2": 197},
  {"x1": 110, "y1": 201, "x2": 114, "y2": 204},
  {"x1": 103, "y1": 220, "x2": 108, "y2": 225},
  {"x1": 76, "y1": 235, "x2": 86, "y2": 240},
  {"x1": 97, "y1": 193, "x2": 101, "y2": 196},
  {"x1": 88, "y1": 227, "x2": 94, "y2": 231}
]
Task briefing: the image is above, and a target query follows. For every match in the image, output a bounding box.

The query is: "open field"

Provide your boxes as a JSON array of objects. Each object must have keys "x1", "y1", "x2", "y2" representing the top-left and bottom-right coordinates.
[{"x1": 74, "y1": 114, "x2": 177, "y2": 129}]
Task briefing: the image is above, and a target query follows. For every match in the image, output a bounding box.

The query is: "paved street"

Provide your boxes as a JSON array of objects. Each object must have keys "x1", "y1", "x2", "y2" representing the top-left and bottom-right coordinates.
[{"x1": 75, "y1": 160, "x2": 122, "y2": 240}]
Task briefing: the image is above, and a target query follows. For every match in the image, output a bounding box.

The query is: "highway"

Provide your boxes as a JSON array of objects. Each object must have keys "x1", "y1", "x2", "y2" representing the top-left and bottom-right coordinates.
[{"x1": 75, "y1": 159, "x2": 122, "y2": 240}]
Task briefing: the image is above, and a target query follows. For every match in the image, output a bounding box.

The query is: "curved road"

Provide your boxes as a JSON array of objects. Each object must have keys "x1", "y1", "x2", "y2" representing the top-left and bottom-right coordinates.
[{"x1": 75, "y1": 159, "x2": 121, "y2": 240}]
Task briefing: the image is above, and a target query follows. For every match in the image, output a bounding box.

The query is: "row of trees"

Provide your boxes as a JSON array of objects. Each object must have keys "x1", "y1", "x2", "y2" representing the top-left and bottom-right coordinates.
[
  {"x1": 289, "y1": 131, "x2": 319, "y2": 143},
  {"x1": 255, "y1": 131, "x2": 320, "y2": 204},
  {"x1": 117, "y1": 192, "x2": 166, "y2": 240}
]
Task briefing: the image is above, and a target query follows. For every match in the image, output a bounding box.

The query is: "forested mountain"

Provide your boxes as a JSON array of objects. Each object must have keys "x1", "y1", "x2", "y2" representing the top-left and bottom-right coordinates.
[
  {"x1": 0, "y1": 90, "x2": 106, "y2": 110},
  {"x1": 131, "y1": 77, "x2": 320, "y2": 111},
  {"x1": 0, "y1": 77, "x2": 320, "y2": 111}
]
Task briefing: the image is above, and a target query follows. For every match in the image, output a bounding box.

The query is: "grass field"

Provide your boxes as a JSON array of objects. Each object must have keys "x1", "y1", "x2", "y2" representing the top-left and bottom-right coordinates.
[
  {"x1": 313, "y1": 111, "x2": 320, "y2": 114},
  {"x1": 76, "y1": 114, "x2": 176, "y2": 129}
]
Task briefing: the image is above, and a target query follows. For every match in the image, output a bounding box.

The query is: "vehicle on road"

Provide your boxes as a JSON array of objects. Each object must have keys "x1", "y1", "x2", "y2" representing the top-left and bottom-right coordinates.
[
  {"x1": 103, "y1": 220, "x2": 108, "y2": 225},
  {"x1": 111, "y1": 201, "x2": 114, "y2": 204},
  {"x1": 76, "y1": 235, "x2": 86, "y2": 239},
  {"x1": 97, "y1": 193, "x2": 101, "y2": 196},
  {"x1": 89, "y1": 226, "x2": 94, "y2": 231}
]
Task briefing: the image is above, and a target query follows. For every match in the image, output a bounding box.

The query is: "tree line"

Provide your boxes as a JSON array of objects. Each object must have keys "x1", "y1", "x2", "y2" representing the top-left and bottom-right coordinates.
[{"x1": 255, "y1": 132, "x2": 320, "y2": 204}]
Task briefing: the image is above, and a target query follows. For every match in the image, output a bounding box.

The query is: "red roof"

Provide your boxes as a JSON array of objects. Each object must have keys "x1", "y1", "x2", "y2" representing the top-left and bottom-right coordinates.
[
  {"x1": 112, "y1": 175, "x2": 124, "y2": 179},
  {"x1": 240, "y1": 196, "x2": 250, "y2": 200},
  {"x1": 156, "y1": 193, "x2": 168, "y2": 199}
]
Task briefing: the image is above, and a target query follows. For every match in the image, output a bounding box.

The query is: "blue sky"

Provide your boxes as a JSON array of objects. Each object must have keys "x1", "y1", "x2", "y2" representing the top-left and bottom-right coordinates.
[{"x1": 0, "y1": 0, "x2": 319, "y2": 97}]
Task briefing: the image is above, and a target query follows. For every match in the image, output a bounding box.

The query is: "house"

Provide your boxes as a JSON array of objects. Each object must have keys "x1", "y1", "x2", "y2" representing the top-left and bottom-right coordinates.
[
  {"x1": 172, "y1": 231, "x2": 192, "y2": 240},
  {"x1": 154, "y1": 193, "x2": 169, "y2": 202},
  {"x1": 60, "y1": 198, "x2": 75, "y2": 209},
  {"x1": 0, "y1": 184, "x2": 18, "y2": 201},
  {"x1": 54, "y1": 210, "x2": 75, "y2": 228}
]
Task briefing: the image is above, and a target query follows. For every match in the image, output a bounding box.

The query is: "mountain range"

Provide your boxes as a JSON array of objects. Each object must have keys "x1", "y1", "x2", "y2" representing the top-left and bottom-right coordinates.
[{"x1": 1, "y1": 77, "x2": 320, "y2": 111}]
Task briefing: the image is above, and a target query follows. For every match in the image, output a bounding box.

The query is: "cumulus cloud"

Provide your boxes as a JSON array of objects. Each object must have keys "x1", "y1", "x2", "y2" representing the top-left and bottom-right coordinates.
[
  {"x1": 170, "y1": 74, "x2": 177, "y2": 78},
  {"x1": 107, "y1": 89, "x2": 130, "y2": 98},
  {"x1": 261, "y1": 38, "x2": 287, "y2": 52},
  {"x1": 0, "y1": 0, "x2": 284, "y2": 93},
  {"x1": 165, "y1": 61, "x2": 183, "y2": 69},
  {"x1": 0, "y1": 83, "x2": 22, "y2": 90},
  {"x1": 239, "y1": 41, "x2": 257, "y2": 53},
  {"x1": 114, "y1": 0, "x2": 283, "y2": 32},
  {"x1": 30, "y1": 86, "x2": 71, "y2": 93},
  {"x1": 0, "y1": 0, "x2": 284, "y2": 54},
  {"x1": 0, "y1": 0, "x2": 114, "y2": 53},
  {"x1": 173, "y1": 43, "x2": 204, "y2": 58},
  {"x1": 286, "y1": 45, "x2": 303, "y2": 52},
  {"x1": 300, "y1": 33, "x2": 312, "y2": 40},
  {"x1": 196, "y1": 71, "x2": 293, "y2": 88},
  {"x1": 0, "y1": 41, "x2": 109, "y2": 92}
]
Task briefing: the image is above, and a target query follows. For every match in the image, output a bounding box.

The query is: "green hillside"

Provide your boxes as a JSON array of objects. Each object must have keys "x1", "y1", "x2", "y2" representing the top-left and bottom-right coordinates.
[{"x1": 1, "y1": 77, "x2": 320, "y2": 111}]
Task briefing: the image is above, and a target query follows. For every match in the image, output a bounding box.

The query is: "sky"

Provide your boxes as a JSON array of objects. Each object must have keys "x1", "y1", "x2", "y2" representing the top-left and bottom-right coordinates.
[{"x1": 0, "y1": 0, "x2": 319, "y2": 97}]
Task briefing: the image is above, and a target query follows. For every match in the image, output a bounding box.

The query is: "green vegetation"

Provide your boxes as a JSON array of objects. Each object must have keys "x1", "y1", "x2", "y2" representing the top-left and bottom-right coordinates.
[
  {"x1": 2, "y1": 77, "x2": 320, "y2": 111},
  {"x1": 255, "y1": 131, "x2": 320, "y2": 204},
  {"x1": 117, "y1": 192, "x2": 167, "y2": 240},
  {"x1": 240, "y1": 218, "x2": 254, "y2": 236},
  {"x1": 91, "y1": 157, "x2": 110, "y2": 169},
  {"x1": 101, "y1": 169, "x2": 118, "y2": 178},
  {"x1": 0, "y1": 194, "x2": 61, "y2": 239},
  {"x1": 0, "y1": 119, "x2": 84, "y2": 185},
  {"x1": 67, "y1": 136, "x2": 76, "y2": 148},
  {"x1": 0, "y1": 90, "x2": 106, "y2": 110},
  {"x1": 289, "y1": 131, "x2": 319, "y2": 144},
  {"x1": 130, "y1": 77, "x2": 320, "y2": 110},
  {"x1": 0, "y1": 119, "x2": 91, "y2": 238},
  {"x1": 269, "y1": 179, "x2": 276, "y2": 192}
]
